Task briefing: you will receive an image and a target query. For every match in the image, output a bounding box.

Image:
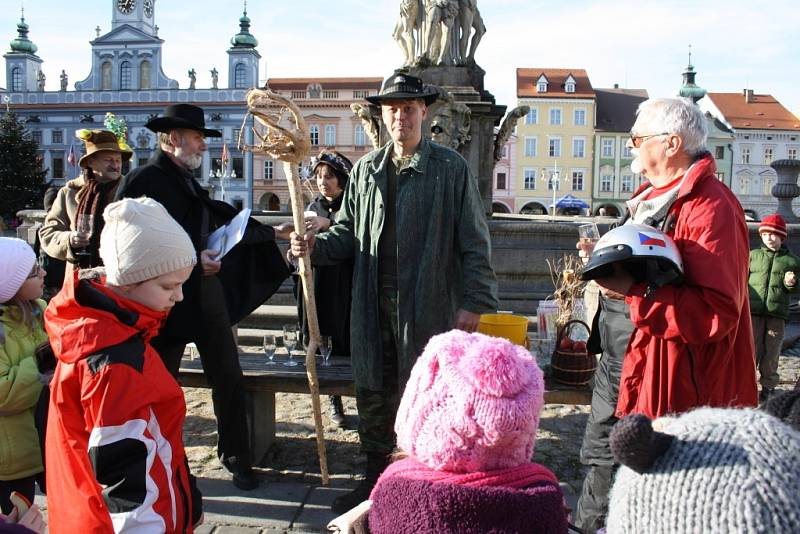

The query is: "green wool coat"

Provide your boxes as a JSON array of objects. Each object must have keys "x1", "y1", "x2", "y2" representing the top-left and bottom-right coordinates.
[
  {"x1": 312, "y1": 139, "x2": 498, "y2": 390},
  {"x1": 748, "y1": 245, "x2": 800, "y2": 320},
  {"x1": 0, "y1": 300, "x2": 46, "y2": 480}
]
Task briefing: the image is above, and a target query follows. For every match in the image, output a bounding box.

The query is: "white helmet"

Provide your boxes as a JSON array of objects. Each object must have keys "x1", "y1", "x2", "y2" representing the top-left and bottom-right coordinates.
[{"x1": 580, "y1": 223, "x2": 684, "y2": 289}]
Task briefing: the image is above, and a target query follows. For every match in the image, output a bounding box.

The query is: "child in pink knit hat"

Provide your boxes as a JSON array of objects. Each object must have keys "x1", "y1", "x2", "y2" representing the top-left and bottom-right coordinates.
[{"x1": 365, "y1": 329, "x2": 568, "y2": 534}]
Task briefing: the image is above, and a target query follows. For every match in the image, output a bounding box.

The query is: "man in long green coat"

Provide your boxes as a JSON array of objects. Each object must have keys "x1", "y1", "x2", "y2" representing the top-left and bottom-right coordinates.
[{"x1": 290, "y1": 72, "x2": 497, "y2": 512}]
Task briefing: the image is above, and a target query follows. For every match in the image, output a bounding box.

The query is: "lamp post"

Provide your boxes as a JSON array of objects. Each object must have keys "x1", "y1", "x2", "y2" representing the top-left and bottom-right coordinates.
[
  {"x1": 210, "y1": 161, "x2": 237, "y2": 203},
  {"x1": 541, "y1": 160, "x2": 560, "y2": 221}
]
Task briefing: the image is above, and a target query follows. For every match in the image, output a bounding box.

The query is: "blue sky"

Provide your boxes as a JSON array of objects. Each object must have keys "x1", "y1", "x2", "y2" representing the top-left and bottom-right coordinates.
[{"x1": 3, "y1": 0, "x2": 799, "y2": 115}]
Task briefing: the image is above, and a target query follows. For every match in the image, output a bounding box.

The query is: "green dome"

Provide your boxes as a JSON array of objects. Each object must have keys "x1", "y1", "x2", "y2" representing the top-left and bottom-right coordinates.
[
  {"x1": 230, "y1": 10, "x2": 258, "y2": 48},
  {"x1": 9, "y1": 17, "x2": 38, "y2": 55}
]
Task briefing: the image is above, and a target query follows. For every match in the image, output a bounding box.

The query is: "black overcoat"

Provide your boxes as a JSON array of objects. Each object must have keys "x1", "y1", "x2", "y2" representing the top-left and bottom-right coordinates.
[{"x1": 115, "y1": 150, "x2": 290, "y2": 341}]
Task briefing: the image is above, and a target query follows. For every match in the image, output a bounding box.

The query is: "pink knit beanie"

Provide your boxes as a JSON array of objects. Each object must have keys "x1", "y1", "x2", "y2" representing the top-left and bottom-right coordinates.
[{"x1": 395, "y1": 330, "x2": 545, "y2": 472}]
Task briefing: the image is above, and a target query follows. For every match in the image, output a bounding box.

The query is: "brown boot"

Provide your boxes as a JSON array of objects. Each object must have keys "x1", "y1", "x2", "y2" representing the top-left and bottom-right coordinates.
[{"x1": 331, "y1": 453, "x2": 388, "y2": 514}]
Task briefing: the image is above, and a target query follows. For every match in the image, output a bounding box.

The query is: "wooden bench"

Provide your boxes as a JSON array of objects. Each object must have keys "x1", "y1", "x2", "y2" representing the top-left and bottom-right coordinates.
[{"x1": 177, "y1": 352, "x2": 592, "y2": 466}]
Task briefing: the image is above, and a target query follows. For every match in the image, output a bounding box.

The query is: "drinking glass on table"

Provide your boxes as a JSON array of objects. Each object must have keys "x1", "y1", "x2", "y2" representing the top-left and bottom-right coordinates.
[
  {"x1": 577, "y1": 222, "x2": 600, "y2": 262},
  {"x1": 283, "y1": 325, "x2": 299, "y2": 367},
  {"x1": 263, "y1": 334, "x2": 277, "y2": 365},
  {"x1": 73, "y1": 213, "x2": 94, "y2": 259},
  {"x1": 319, "y1": 335, "x2": 333, "y2": 367}
]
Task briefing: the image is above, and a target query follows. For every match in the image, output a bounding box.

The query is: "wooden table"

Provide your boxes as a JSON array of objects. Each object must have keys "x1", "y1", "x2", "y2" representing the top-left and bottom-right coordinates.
[{"x1": 178, "y1": 353, "x2": 592, "y2": 466}]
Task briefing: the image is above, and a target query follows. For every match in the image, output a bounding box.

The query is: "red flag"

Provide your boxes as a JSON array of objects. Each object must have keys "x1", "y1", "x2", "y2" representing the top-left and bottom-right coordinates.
[
  {"x1": 67, "y1": 144, "x2": 76, "y2": 167},
  {"x1": 221, "y1": 143, "x2": 230, "y2": 166}
]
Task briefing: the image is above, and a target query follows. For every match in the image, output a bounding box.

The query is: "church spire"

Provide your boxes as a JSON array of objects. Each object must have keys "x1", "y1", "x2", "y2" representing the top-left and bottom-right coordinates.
[
  {"x1": 230, "y1": 1, "x2": 258, "y2": 49},
  {"x1": 9, "y1": 6, "x2": 38, "y2": 55},
  {"x1": 678, "y1": 44, "x2": 706, "y2": 103}
]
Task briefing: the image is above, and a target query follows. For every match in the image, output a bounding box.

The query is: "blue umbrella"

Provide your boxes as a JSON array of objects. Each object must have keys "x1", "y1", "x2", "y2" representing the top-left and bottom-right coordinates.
[{"x1": 550, "y1": 194, "x2": 590, "y2": 209}]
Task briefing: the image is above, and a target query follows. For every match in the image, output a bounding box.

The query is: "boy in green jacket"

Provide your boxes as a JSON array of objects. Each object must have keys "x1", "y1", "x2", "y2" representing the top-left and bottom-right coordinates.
[{"x1": 749, "y1": 214, "x2": 800, "y2": 402}]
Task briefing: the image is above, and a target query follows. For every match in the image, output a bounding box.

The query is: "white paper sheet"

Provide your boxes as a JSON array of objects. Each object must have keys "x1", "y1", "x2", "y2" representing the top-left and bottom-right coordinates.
[{"x1": 207, "y1": 208, "x2": 251, "y2": 260}]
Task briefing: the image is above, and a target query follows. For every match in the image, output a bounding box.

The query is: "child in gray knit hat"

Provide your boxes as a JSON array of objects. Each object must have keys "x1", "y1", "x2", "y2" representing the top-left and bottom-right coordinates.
[{"x1": 606, "y1": 407, "x2": 800, "y2": 533}]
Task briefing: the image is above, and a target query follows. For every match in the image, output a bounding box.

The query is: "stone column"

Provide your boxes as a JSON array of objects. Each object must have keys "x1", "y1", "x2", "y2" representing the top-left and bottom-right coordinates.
[{"x1": 770, "y1": 159, "x2": 800, "y2": 223}]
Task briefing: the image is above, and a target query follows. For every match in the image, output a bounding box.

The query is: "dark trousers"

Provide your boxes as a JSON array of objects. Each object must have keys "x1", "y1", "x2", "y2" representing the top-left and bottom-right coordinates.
[
  {"x1": 355, "y1": 289, "x2": 401, "y2": 457},
  {"x1": 0, "y1": 476, "x2": 36, "y2": 515},
  {"x1": 152, "y1": 275, "x2": 252, "y2": 468},
  {"x1": 575, "y1": 295, "x2": 633, "y2": 532}
]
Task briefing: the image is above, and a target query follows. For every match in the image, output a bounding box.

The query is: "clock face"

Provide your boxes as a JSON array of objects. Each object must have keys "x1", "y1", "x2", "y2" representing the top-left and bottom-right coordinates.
[
  {"x1": 117, "y1": 0, "x2": 135, "y2": 14},
  {"x1": 144, "y1": 0, "x2": 154, "y2": 17}
]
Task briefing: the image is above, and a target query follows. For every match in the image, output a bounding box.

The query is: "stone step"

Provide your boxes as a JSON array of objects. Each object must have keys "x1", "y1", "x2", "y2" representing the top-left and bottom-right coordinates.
[{"x1": 239, "y1": 304, "x2": 299, "y2": 330}]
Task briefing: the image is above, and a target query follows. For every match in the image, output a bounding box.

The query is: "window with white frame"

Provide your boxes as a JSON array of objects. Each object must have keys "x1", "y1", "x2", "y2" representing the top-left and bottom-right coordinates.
[
  {"x1": 264, "y1": 160, "x2": 273, "y2": 180},
  {"x1": 119, "y1": 61, "x2": 132, "y2": 90},
  {"x1": 525, "y1": 107, "x2": 538, "y2": 125},
  {"x1": 234, "y1": 63, "x2": 247, "y2": 89},
  {"x1": 537, "y1": 82, "x2": 547, "y2": 92},
  {"x1": 572, "y1": 137, "x2": 585, "y2": 158},
  {"x1": 309, "y1": 125, "x2": 319, "y2": 146},
  {"x1": 622, "y1": 145, "x2": 632, "y2": 158},
  {"x1": 51, "y1": 130, "x2": 63, "y2": 144},
  {"x1": 324, "y1": 124, "x2": 336, "y2": 146},
  {"x1": 715, "y1": 172, "x2": 725, "y2": 181},
  {"x1": 523, "y1": 169, "x2": 537, "y2": 190},
  {"x1": 763, "y1": 177, "x2": 774, "y2": 195},
  {"x1": 600, "y1": 173, "x2": 614, "y2": 192},
  {"x1": 548, "y1": 137, "x2": 561, "y2": 157},
  {"x1": 572, "y1": 170, "x2": 584, "y2": 191},
  {"x1": 764, "y1": 147, "x2": 774, "y2": 165},
  {"x1": 353, "y1": 90, "x2": 370, "y2": 99},
  {"x1": 789, "y1": 148, "x2": 799, "y2": 160},
  {"x1": 524, "y1": 137, "x2": 537, "y2": 157},
  {"x1": 565, "y1": 81, "x2": 576, "y2": 93},
  {"x1": 739, "y1": 176, "x2": 750, "y2": 194},
  {"x1": 11, "y1": 67, "x2": 21, "y2": 92},
  {"x1": 355, "y1": 124, "x2": 366, "y2": 146},
  {"x1": 741, "y1": 146, "x2": 751, "y2": 164},
  {"x1": 601, "y1": 138, "x2": 614, "y2": 158},
  {"x1": 574, "y1": 109, "x2": 586, "y2": 126},
  {"x1": 715, "y1": 146, "x2": 725, "y2": 159},
  {"x1": 549, "y1": 108, "x2": 562, "y2": 125},
  {"x1": 621, "y1": 174, "x2": 633, "y2": 193}
]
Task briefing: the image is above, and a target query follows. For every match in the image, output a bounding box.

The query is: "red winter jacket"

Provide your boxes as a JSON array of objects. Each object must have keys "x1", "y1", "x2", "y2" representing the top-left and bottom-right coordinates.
[
  {"x1": 617, "y1": 154, "x2": 758, "y2": 418},
  {"x1": 44, "y1": 271, "x2": 194, "y2": 533}
]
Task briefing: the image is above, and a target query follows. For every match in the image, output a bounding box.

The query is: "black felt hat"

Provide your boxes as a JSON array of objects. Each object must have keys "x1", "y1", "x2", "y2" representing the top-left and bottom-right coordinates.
[
  {"x1": 366, "y1": 72, "x2": 438, "y2": 106},
  {"x1": 145, "y1": 104, "x2": 222, "y2": 137}
]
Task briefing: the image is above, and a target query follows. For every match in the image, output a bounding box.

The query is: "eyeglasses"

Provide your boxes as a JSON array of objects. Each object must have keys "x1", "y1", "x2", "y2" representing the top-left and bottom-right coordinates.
[{"x1": 629, "y1": 132, "x2": 669, "y2": 148}]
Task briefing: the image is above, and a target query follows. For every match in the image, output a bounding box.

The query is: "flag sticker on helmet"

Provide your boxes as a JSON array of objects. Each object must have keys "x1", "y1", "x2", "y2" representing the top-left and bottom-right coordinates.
[{"x1": 639, "y1": 232, "x2": 666, "y2": 247}]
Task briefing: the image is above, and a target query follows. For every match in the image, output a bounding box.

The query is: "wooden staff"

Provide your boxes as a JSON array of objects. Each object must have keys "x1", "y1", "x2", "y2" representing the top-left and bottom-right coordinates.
[{"x1": 240, "y1": 88, "x2": 328, "y2": 484}]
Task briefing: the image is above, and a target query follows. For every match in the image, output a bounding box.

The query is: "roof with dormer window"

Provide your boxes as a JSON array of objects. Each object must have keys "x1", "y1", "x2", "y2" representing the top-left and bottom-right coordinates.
[{"x1": 517, "y1": 68, "x2": 594, "y2": 98}]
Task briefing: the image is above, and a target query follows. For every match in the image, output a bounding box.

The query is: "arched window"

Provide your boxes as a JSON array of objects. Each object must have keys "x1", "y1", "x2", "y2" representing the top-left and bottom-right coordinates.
[
  {"x1": 11, "y1": 67, "x2": 22, "y2": 91},
  {"x1": 101, "y1": 61, "x2": 112, "y2": 90},
  {"x1": 234, "y1": 63, "x2": 247, "y2": 89},
  {"x1": 139, "y1": 60, "x2": 151, "y2": 89},
  {"x1": 119, "y1": 61, "x2": 132, "y2": 89},
  {"x1": 309, "y1": 125, "x2": 319, "y2": 146},
  {"x1": 324, "y1": 125, "x2": 336, "y2": 146}
]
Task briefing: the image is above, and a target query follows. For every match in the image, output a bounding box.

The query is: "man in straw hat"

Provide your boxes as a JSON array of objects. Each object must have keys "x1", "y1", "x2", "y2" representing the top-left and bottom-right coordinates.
[
  {"x1": 116, "y1": 104, "x2": 290, "y2": 490},
  {"x1": 40, "y1": 129, "x2": 131, "y2": 270},
  {"x1": 290, "y1": 71, "x2": 497, "y2": 512}
]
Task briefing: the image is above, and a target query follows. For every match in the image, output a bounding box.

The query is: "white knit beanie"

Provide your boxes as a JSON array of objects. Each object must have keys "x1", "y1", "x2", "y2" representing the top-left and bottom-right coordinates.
[
  {"x1": 100, "y1": 197, "x2": 197, "y2": 286},
  {"x1": 0, "y1": 237, "x2": 36, "y2": 303}
]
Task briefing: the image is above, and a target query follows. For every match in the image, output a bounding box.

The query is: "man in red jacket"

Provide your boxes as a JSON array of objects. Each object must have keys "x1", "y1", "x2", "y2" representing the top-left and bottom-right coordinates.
[{"x1": 594, "y1": 97, "x2": 757, "y2": 419}]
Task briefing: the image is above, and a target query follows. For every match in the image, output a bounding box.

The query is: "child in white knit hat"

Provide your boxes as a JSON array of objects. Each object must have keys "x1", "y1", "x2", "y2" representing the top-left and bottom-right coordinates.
[
  {"x1": 44, "y1": 197, "x2": 202, "y2": 533},
  {"x1": 0, "y1": 237, "x2": 48, "y2": 517}
]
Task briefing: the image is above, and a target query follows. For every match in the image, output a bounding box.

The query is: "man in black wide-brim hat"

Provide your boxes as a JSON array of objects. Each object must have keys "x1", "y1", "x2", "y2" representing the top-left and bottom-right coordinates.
[
  {"x1": 116, "y1": 104, "x2": 291, "y2": 498},
  {"x1": 290, "y1": 72, "x2": 498, "y2": 513}
]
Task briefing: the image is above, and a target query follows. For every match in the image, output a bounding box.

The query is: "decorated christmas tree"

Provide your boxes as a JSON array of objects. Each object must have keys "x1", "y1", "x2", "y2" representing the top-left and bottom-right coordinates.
[{"x1": 0, "y1": 111, "x2": 46, "y2": 222}]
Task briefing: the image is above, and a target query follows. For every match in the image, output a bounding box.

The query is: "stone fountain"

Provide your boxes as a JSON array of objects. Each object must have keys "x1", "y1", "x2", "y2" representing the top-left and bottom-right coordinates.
[{"x1": 770, "y1": 159, "x2": 800, "y2": 223}]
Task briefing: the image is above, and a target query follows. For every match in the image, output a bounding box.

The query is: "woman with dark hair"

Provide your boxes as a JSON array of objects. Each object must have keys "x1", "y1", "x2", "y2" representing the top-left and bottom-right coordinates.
[{"x1": 298, "y1": 149, "x2": 354, "y2": 426}]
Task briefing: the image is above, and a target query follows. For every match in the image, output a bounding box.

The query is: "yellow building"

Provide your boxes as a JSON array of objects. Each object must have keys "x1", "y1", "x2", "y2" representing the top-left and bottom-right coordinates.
[{"x1": 514, "y1": 68, "x2": 595, "y2": 214}]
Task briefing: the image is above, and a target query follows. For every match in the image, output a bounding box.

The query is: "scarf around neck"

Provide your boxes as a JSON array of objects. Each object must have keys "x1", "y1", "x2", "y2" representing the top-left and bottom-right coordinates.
[{"x1": 75, "y1": 170, "x2": 117, "y2": 267}]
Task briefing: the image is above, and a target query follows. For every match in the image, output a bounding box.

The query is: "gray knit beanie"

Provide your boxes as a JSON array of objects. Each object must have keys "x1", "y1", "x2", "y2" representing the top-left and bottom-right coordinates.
[
  {"x1": 99, "y1": 197, "x2": 196, "y2": 285},
  {"x1": 607, "y1": 407, "x2": 800, "y2": 533}
]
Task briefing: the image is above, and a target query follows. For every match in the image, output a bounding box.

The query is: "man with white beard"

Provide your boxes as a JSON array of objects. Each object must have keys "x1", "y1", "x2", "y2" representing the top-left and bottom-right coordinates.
[
  {"x1": 117, "y1": 104, "x2": 291, "y2": 493},
  {"x1": 574, "y1": 97, "x2": 757, "y2": 531}
]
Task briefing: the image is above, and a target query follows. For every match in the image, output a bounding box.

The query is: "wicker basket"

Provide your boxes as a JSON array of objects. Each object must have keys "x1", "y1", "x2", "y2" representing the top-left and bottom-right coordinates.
[{"x1": 551, "y1": 319, "x2": 596, "y2": 386}]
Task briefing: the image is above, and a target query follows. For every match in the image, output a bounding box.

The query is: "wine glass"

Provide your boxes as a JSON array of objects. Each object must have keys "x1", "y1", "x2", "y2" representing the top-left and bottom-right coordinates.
[
  {"x1": 319, "y1": 335, "x2": 333, "y2": 367},
  {"x1": 577, "y1": 222, "x2": 600, "y2": 258},
  {"x1": 74, "y1": 213, "x2": 94, "y2": 258},
  {"x1": 263, "y1": 334, "x2": 277, "y2": 365},
  {"x1": 283, "y1": 325, "x2": 299, "y2": 367}
]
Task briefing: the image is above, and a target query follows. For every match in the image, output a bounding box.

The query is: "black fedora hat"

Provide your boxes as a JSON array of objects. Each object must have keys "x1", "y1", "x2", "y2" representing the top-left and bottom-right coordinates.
[
  {"x1": 366, "y1": 72, "x2": 439, "y2": 106},
  {"x1": 145, "y1": 104, "x2": 222, "y2": 137}
]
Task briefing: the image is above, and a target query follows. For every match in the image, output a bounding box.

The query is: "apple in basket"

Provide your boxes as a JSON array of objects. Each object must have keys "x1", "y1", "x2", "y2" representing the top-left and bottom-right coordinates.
[
  {"x1": 559, "y1": 337, "x2": 575, "y2": 352},
  {"x1": 572, "y1": 340, "x2": 587, "y2": 353}
]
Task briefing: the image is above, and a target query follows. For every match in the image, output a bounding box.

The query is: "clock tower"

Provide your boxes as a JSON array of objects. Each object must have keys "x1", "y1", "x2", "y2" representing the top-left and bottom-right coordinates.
[{"x1": 112, "y1": 0, "x2": 156, "y2": 36}]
